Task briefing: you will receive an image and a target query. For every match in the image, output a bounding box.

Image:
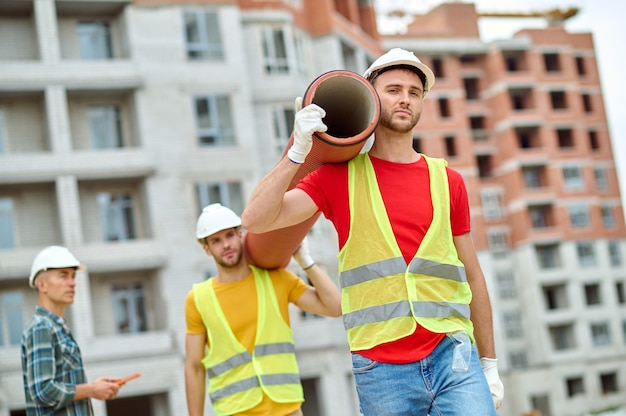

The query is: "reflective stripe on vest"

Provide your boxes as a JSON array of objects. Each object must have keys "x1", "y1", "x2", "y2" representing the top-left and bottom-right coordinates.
[
  {"x1": 339, "y1": 153, "x2": 474, "y2": 350},
  {"x1": 193, "y1": 266, "x2": 303, "y2": 414},
  {"x1": 210, "y1": 373, "x2": 302, "y2": 402},
  {"x1": 207, "y1": 342, "x2": 296, "y2": 378}
]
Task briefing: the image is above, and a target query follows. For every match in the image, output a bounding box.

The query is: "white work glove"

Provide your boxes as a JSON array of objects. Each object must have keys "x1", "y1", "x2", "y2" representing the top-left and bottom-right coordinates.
[
  {"x1": 287, "y1": 97, "x2": 327, "y2": 164},
  {"x1": 293, "y1": 236, "x2": 315, "y2": 270},
  {"x1": 480, "y1": 357, "x2": 504, "y2": 410}
]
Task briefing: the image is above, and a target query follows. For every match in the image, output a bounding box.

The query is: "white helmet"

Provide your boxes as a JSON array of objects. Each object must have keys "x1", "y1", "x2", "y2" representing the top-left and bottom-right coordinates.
[
  {"x1": 195, "y1": 203, "x2": 242, "y2": 244},
  {"x1": 363, "y1": 48, "x2": 436, "y2": 97},
  {"x1": 29, "y1": 246, "x2": 84, "y2": 289}
]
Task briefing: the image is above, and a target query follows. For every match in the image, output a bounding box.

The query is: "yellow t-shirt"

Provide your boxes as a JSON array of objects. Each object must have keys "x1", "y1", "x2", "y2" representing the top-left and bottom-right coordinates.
[{"x1": 185, "y1": 268, "x2": 309, "y2": 416}]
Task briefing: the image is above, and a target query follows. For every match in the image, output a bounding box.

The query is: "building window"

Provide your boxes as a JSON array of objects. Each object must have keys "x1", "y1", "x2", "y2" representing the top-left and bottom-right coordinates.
[
  {"x1": 591, "y1": 322, "x2": 611, "y2": 346},
  {"x1": 444, "y1": 135, "x2": 456, "y2": 157},
  {"x1": 575, "y1": 56, "x2": 586, "y2": 76},
  {"x1": 584, "y1": 283, "x2": 602, "y2": 305},
  {"x1": 438, "y1": 98, "x2": 451, "y2": 118},
  {"x1": 608, "y1": 241, "x2": 622, "y2": 266},
  {"x1": 195, "y1": 181, "x2": 244, "y2": 215},
  {"x1": 557, "y1": 128, "x2": 574, "y2": 148},
  {"x1": 77, "y1": 21, "x2": 112, "y2": 60},
  {"x1": 262, "y1": 27, "x2": 289, "y2": 74},
  {"x1": 273, "y1": 106, "x2": 295, "y2": 156},
  {"x1": 111, "y1": 282, "x2": 147, "y2": 334},
  {"x1": 463, "y1": 78, "x2": 479, "y2": 100},
  {"x1": 600, "y1": 373, "x2": 619, "y2": 394},
  {"x1": 341, "y1": 41, "x2": 358, "y2": 73},
  {"x1": 502, "y1": 310, "x2": 523, "y2": 339},
  {"x1": 522, "y1": 165, "x2": 546, "y2": 189},
  {"x1": 481, "y1": 189, "x2": 503, "y2": 221},
  {"x1": 496, "y1": 270, "x2": 517, "y2": 299},
  {"x1": 566, "y1": 377, "x2": 585, "y2": 397},
  {"x1": 88, "y1": 105, "x2": 123, "y2": 149},
  {"x1": 184, "y1": 10, "x2": 224, "y2": 60},
  {"x1": 488, "y1": 230, "x2": 508, "y2": 252},
  {"x1": 594, "y1": 166, "x2": 608, "y2": 190},
  {"x1": 568, "y1": 203, "x2": 590, "y2": 228},
  {"x1": 602, "y1": 205, "x2": 615, "y2": 228},
  {"x1": 195, "y1": 96, "x2": 235, "y2": 146},
  {"x1": 432, "y1": 57, "x2": 444, "y2": 77},
  {"x1": 510, "y1": 87, "x2": 533, "y2": 110},
  {"x1": 589, "y1": 130, "x2": 600, "y2": 151},
  {"x1": 550, "y1": 91, "x2": 567, "y2": 109},
  {"x1": 97, "y1": 192, "x2": 136, "y2": 241},
  {"x1": 543, "y1": 52, "x2": 561, "y2": 72},
  {"x1": 529, "y1": 204, "x2": 553, "y2": 229},
  {"x1": 469, "y1": 116, "x2": 487, "y2": 141},
  {"x1": 617, "y1": 282, "x2": 626, "y2": 304},
  {"x1": 469, "y1": 116, "x2": 485, "y2": 130},
  {"x1": 476, "y1": 154, "x2": 492, "y2": 178},
  {"x1": 0, "y1": 291, "x2": 24, "y2": 347},
  {"x1": 563, "y1": 166, "x2": 584, "y2": 190},
  {"x1": 549, "y1": 323, "x2": 575, "y2": 350},
  {"x1": 508, "y1": 351, "x2": 528, "y2": 369},
  {"x1": 516, "y1": 126, "x2": 541, "y2": 149},
  {"x1": 577, "y1": 241, "x2": 597, "y2": 267},
  {"x1": 587, "y1": 130, "x2": 600, "y2": 151},
  {"x1": 543, "y1": 283, "x2": 568, "y2": 310},
  {"x1": 0, "y1": 198, "x2": 15, "y2": 249},
  {"x1": 503, "y1": 51, "x2": 527, "y2": 72},
  {"x1": 535, "y1": 243, "x2": 561, "y2": 269},
  {"x1": 582, "y1": 93, "x2": 593, "y2": 113}
]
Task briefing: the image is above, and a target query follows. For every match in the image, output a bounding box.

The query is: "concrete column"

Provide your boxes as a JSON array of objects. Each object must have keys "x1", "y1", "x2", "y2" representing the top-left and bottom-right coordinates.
[
  {"x1": 45, "y1": 85, "x2": 72, "y2": 153},
  {"x1": 34, "y1": 0, "x2": 60, "y2": 62},
  {"x1": 55, "y1": 176, "x2": 83, "y2": 246},
  {"x1": 70, "y1": 268, "x2": 95, "y2": 343},
  {"x1": 319, "y1": 351, "x2": 359, "y2": 416},
  {"x1": 57, "y1": 175, "x2": 93, "y2": 342}
]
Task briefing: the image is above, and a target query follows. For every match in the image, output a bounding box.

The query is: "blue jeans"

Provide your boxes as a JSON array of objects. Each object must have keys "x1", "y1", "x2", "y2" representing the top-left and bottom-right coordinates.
[{"x1": 351, "y1": 333, "x2": 496, "y2": 416}]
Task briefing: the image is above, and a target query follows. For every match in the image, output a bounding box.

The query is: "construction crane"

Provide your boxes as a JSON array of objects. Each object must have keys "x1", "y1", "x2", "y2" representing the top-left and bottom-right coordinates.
[
  {"x1": 385, "y1": 4, "x2": 579, "y2": 25},
  {"x1": 479, "y1": 6, "x2": 579, "y2": 24}
]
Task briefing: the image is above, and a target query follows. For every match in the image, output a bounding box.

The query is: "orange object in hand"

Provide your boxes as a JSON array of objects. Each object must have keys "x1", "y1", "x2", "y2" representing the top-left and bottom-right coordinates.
[{"x1": 116, "y1": 373, "x2": 141, "y2": 386}]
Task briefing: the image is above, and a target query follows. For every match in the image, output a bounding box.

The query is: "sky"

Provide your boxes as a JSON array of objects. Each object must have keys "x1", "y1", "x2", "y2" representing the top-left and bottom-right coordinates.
[{"x1": 375, "y1": 0, "x2": 626, "y2": 213}]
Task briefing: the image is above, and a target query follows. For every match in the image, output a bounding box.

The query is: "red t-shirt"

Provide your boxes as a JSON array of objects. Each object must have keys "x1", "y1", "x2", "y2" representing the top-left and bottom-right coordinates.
[{"x1": 297, "y1": 155, "x2": 471, "y2": 364}]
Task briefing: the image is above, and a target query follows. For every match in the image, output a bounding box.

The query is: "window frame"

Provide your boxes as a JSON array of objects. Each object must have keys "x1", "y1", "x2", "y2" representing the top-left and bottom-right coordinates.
[
  {"x1": 195, "y1": 181, "x2": 244, "y2": 215},
  {"x1": 97, "y1": 191, "x2": 137, "y2": 242},
  {"x1": 77, "y1": 20, "x2": 113, "y2": 60},
  {"x1": 183, "y1": 9, "x2": 225, "y2": 61},
  {"x1": 194, "y1": 95, "x2": 236, "y2": 146}
]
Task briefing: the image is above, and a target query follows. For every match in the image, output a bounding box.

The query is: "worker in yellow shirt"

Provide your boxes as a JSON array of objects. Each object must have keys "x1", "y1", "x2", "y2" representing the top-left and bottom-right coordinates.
[{"x1": 184, "y1": 203, "x2": 341, "y2": 416}]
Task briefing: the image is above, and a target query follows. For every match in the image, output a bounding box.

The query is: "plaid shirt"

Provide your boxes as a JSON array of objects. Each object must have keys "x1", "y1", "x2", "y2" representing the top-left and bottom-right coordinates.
[{"x1": 21, "y1": 306, "x2": 93, "y2": 415}]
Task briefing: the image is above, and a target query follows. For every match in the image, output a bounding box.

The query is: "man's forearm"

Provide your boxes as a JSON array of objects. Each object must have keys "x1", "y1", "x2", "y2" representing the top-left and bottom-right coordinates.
[
  {"x1": 305, "y1": 265, "x2": 342, "y2": 317},
  {"x1": 242, "y1": 156, "x2": 300, "y2": 232},
  {"x1": 185, "y1": 364, "x2": 206, "y2": 416}
]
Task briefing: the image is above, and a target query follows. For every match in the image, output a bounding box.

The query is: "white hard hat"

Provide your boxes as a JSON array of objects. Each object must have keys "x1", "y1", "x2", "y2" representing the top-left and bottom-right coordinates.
[
  {"x1": 363, "y1": 48, "x2": 436, "y2": 97},
  {"x1": 195, "y1": 203, "x2": 242, "y2": 244},
  {"x1": 29, "y1": 246, "x2": 84, "y2": 289}
]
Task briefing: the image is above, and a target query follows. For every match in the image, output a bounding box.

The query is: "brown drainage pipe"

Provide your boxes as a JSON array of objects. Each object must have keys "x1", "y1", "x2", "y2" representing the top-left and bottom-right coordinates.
[{"x1": 243, "y1": 70, "x2": 381, "y2": 269}]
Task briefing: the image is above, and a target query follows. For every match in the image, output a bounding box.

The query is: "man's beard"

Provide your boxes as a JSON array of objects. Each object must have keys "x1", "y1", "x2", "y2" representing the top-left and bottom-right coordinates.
[
  {"x1": 379, "y1": 107, "x2": 421, "y2": 133},
  {"x1": 215, "y1": 250, "x2": 243, "y2": 268}
]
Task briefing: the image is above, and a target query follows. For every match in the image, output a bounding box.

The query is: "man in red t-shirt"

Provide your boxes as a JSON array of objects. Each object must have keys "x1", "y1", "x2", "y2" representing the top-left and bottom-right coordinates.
[{"x1": 242, "y1": 48, "x2": 504, "y2": 415}]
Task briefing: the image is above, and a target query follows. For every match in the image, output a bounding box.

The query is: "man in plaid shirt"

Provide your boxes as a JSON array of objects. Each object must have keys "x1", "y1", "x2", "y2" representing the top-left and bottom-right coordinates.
[{"x1": 21, "y1": 246, "x2": 121, "y2": 415}]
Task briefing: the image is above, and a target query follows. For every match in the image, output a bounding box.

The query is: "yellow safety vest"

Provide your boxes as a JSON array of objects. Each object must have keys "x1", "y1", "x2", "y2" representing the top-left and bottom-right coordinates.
[
  {"x1": 339, "y1": 153, "x2": 474, "y2": 351},
  {"x1": 193, "y1": 266, "x2": 304, "y2": 415}
]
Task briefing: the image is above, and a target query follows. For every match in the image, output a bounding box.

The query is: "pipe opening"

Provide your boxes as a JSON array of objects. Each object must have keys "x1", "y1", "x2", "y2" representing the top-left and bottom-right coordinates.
[{"x1": 305, "y1": 71, "x2": 380, "y2": 146}]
